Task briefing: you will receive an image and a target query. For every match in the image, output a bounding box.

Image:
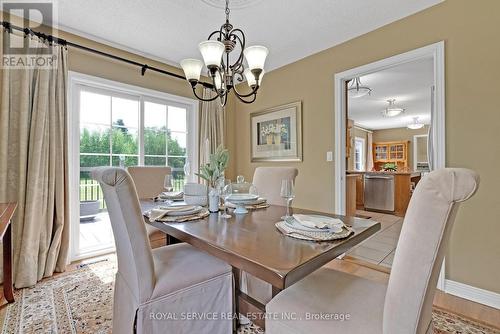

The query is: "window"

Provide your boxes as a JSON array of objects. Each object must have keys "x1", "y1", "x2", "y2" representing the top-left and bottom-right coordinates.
[
  {"x1": 78, "y1": 86, "x2": 196, "y2": 189},
  {"x1": 354, "y1": 137, "x2": 365, "y2": 171}
]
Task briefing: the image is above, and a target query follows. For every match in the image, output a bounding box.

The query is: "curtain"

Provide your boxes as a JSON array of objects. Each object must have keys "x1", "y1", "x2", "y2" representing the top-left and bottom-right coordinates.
[
  {"x1": 366, "y1": 132, "x2": 374, "y2": 171},
  {"x1": 199, "y1": 87, "x2": 225, "y2": 166},
  {"x1": 0, "y1": 30, "x2": 69, "y2": 288}
]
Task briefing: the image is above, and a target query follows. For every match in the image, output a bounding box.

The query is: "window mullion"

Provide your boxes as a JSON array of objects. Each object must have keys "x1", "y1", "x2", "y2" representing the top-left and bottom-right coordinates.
[{"x1": 139, "y1": 96, "x2": 145, "y2": 166}]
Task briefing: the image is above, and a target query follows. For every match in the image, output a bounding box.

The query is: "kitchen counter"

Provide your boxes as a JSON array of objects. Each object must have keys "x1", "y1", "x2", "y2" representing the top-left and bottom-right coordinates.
[
  {"x1": 346, "y1": 171, "x2": 422, "y2": 216},
  {"x1": 347, "y1": 170, "x2": 421, "y2": 177}
]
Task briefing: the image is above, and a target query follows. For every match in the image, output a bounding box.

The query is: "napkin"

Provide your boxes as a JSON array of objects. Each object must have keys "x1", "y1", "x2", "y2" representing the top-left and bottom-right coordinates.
[
  {"x1": 292, "y1": 214, "x2": 345, "y2": 230},
  {"x1": 148, "y1": 205, "x2": 196, "y2": 222}
]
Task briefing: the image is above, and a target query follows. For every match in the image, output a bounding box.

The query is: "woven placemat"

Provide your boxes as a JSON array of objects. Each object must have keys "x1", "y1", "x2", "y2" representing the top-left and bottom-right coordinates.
[
  {"x1": 276, "y1": 221, "x2": 354, "y2": 241},
  {"x1": 146, "y1": 208, "x2": 210, "y2": 223}
]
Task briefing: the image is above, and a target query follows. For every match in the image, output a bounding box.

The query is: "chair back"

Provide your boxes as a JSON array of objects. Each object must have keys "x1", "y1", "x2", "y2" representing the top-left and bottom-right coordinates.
[
  {"x1": 127, "y1": 166, "x2": 171, "y2": 199},
  {"x1": 92, "y1": 167, "x2": 155, "y2": 303},
  {"x1": 252, "y1": 167, "x2": 298, "y2": 206},
  {"x1": 383, "y1": 168, "x2": 479, "y2": 334}
]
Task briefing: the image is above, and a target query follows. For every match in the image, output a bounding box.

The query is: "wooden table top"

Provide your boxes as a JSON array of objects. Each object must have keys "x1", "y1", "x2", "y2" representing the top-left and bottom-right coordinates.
[
  {"x1": 143, "y1": 201, "x2": 380, "y2": 290},
  {"x1": 0, "y1": 203, "x2": 17, "y2": 240}
]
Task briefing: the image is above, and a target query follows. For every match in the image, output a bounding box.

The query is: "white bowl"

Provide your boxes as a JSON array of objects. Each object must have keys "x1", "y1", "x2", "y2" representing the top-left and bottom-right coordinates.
[{"x1": 184, "y1": 194, "x2": 208, "y2": 206}]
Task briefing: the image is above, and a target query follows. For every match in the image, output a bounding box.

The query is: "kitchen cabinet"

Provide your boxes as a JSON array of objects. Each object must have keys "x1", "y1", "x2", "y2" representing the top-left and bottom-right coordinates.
[{"x1": 373, "y1": 141, "x2": 410, "y2": 171}]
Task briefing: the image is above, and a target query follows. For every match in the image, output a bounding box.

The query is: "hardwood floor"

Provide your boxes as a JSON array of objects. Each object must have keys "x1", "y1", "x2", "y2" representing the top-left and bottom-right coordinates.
[{"x1": 325, "y1": 258, "x2": 500, "y2": 330}]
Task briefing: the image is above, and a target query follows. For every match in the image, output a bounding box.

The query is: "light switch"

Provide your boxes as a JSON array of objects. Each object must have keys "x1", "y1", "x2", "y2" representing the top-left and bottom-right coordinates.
[{"x1": 326, "y1": 151, "x2": 333, "y2": 162}]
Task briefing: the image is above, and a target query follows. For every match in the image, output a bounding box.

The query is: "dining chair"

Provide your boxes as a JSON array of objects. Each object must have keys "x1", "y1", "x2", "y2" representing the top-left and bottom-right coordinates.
[
  {"x1": 266, "y1": 168, "x2": 479, "y2": 334},
  {"x1": 240, "y1": 167, "x2": 300, "y2": 305},
  {"x1": 127, "y1": 166, "x2": 171, "y2": 247},
  {"x1": 252, "y1": 167, "x2": 299, "y2": 206},
  {"x1": 93, "y1": 167, "x2": 233, "y2": 334}
]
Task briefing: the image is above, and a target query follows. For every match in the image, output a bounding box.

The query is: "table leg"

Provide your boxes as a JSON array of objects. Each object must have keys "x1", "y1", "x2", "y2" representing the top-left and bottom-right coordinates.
[
  {"x1": 3, "y1": 223, "x2": 14, "y2": 303},
  {"x1": 272, "y1": 286, "x2": 282, "y2": 298},
  {"x1": 232, "y1": 267, "x2": 240, "y2": 332}
]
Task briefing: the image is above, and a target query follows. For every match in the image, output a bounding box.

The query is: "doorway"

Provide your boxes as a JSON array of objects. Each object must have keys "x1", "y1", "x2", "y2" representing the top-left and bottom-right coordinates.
[{"x1": 333, "y1": 41, "x2": 446, "y2": 286}]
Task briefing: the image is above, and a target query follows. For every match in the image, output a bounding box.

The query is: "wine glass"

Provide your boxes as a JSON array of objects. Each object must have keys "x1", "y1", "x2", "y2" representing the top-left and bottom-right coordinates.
[
  {"x1": 164, "y1": 174, "x2": 174, "y2": 193},
  {"x1": 220, "y1": 182, "x2": 232, "y2": 219},
  {"x1": 280, "y1": 179, "x2": 295, "y2": 220}
]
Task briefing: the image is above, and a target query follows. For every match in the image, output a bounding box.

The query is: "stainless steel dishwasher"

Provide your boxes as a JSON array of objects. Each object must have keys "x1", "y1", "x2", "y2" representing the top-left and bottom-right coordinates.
[{"x1": 364, "y1": 173, "x2": 395, "y2": 211}]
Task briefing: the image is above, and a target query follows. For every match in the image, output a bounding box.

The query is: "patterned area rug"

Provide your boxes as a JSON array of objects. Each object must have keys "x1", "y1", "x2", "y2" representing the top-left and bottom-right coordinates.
[{"x1": 0, "y1": 257, "x2": 498, "y2": 334}]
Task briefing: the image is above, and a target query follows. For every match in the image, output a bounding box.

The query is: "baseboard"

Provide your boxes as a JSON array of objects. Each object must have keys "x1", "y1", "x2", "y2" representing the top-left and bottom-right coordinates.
[{"x1": 444, "y1": 279, "x2": 500, "y2": 310}]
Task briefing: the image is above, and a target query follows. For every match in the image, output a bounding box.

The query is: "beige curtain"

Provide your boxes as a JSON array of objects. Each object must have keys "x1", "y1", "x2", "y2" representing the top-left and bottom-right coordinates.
[
  {"x1": 0, "y1": 30, "x2": 69, "y2": 288},
  {"x1": 366, "y1": 132, "x2": 374, "y2": 171},
  {"x1": 199, "y1": 87, "x2": 225, "y2": 166}
]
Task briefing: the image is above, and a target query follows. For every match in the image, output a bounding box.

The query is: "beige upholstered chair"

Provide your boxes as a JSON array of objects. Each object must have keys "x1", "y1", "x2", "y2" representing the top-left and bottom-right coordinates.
[
  {"x1": 127, "y1": 166, "x2": 171, "y2": 247},
  {"x1": 239, "y1": 167, "x2": 300, "y2": 306},
  {"x1": 252, "y1": 167, "x2": 299, "y2": 206},
  {"x1": 127, "y1": 166, "x2": 171, "y2": 199},
  {"x1": 93, "y1": 167, "x2": 233, "y2": 334},
  {"x1": 266, "y1": 168, "x2": 479, "y2": 334}
]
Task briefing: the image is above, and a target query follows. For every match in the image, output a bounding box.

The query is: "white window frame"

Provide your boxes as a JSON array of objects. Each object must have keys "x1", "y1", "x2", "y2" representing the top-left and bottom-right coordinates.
[
  {"x1": 67, "y1": 71, "x2": 199, "y2": 261},
  {"x1": 354, "y1": 137, "x2": 366, "y2": 171}
]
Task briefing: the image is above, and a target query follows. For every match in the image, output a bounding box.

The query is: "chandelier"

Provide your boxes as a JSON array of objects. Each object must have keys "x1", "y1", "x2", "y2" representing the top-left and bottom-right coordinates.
[
  {"x1": 382, "y1": 99, "x2": 405, "y2": 117},
  {"x1": 348, "y1": 77, "x2": 372, "y2": 98},
  {"x1": 407, "y1": 117, "x2": 424, "y2": 129},
  {"x1": 180, "y1": 0, "x2": 268, "y2": 106}
]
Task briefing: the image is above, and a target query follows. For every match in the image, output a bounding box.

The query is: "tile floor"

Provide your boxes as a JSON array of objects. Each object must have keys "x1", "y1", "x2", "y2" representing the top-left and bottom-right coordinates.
[{"x1": 346, "y1": 209, "x2": 404, "y2": 268}]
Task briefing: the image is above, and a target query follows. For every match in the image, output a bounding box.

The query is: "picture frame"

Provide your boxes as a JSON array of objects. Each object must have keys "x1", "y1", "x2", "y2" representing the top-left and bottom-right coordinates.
[{"x1": 250, "y1": 101, "x2": 302, "y2": 162}]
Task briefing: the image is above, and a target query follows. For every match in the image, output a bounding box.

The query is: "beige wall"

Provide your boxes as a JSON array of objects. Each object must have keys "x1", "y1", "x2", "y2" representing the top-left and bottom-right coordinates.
[
  {"x1": 372, "y1": 126, "x2": 429, "y2": 169},
  {"x1": 227, "y1": 0, "x2": 500, "y2": 293}
]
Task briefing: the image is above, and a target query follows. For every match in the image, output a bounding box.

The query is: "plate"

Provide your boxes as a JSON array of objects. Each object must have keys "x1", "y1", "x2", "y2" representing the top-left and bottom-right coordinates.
[
  {"x1": 160, "y1": 205, "x2": 204, "y2": 217},
  {"x1": 226, "y1": 194, "x2": 259, "y2": 202},
  {"x1": 285, "y1": 216, "x2": 344, "y2": 233}
]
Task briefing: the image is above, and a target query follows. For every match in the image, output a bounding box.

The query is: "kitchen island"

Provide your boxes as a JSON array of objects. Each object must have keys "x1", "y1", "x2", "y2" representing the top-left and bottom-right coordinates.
[{"x1": 346, "y1": 171, "x2": 421, "y2": 217}]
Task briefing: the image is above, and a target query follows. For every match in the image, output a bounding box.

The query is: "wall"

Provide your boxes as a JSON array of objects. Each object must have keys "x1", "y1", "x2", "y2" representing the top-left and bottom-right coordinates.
[
  {"x1": 372, "y1": 126, "x2": 429, "y2": 169},
  {"x1": 227, "y1": 0, "x2": 500, "y2": 293}
]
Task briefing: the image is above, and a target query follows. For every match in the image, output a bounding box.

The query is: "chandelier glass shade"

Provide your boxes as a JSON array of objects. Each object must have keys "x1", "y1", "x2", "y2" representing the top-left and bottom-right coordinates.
[
  {"x1": 180, "y1": 0, "x2": 268, "y2": 106},
  {"x1": 407, "y1": 117, "x2": 425, "y2": 129},
  {"x1": 382, "y1": 99, "x2": 405, "y2": 117},
  {"x1": 348, "y1": 77, "x2": 372, "y2": 98}
]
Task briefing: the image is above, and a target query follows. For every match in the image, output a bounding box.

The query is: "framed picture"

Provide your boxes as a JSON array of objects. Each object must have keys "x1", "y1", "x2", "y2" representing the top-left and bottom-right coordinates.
[{"x1": 250, "y1": 101, "x2": 302, "y2": 162}]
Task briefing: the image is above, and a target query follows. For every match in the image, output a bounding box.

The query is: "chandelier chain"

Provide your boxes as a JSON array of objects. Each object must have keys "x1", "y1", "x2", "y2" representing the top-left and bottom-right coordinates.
[{"x1": 225, "y1": 0, "x2": 230, "y2": 21}]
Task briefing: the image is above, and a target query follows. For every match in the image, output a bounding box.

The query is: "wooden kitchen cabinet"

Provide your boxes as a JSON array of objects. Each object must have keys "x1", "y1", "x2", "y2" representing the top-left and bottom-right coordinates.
[{"x1": 373, "y1": 141, "x2": 410, "y2": 171}]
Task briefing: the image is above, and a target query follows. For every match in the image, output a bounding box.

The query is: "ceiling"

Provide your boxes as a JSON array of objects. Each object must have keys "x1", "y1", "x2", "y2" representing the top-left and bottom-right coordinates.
[
  {"x1": 49, "y1": 0, "x2": 442, "y2": 71},
  {"x1": 348, "y1": 57, "x2": 434, "y2": 130}
]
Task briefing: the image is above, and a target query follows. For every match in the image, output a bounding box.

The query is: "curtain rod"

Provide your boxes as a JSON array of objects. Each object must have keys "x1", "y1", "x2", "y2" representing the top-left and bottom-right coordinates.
[{"x1": 0, "y1": 20, "x2": 213, "y2": 89}]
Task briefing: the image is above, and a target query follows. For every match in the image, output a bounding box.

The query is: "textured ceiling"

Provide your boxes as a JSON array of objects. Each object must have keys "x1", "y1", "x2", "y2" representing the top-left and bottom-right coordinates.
[{"x1": 50, "y1": 0, "x2": 443, "y2": 71}]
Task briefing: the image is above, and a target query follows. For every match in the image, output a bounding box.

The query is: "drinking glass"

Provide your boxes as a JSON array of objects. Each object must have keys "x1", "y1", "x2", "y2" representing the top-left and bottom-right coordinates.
[
  {"x1": 164, "y1": 174, "x2": 174, "y2": 193},
  {"x1": 220, "y1": 181, "x2": 232, "y2": 219},
  {"x1": 280, "y1": 179, "x2": 295, "y2": 220}
]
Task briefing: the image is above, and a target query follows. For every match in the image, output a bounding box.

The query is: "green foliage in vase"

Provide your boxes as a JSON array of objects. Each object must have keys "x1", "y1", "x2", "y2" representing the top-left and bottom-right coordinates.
[{"x1": 196, "y1": 145, "x2": 229, "y2": 188}]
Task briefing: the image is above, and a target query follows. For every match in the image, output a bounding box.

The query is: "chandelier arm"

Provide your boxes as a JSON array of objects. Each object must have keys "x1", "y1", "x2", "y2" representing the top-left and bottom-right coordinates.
[
  {"x1": 232, "y1": 80, "x2": 260, "y2": 98},
  {"x1": 234, "y1": 91, "x2": 257, "y2": 104},
  {"x1": 192, "y1": 86, "x2": 220, "y2": 102},
  {"x1": 229, "y1": 29, "x2": 246, "y2": 67}
]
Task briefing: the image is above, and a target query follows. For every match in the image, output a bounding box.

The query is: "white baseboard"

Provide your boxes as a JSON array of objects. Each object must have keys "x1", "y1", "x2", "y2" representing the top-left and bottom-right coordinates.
[{"x1": 444, "y1": 279, "x2": 500, "y2": 310}]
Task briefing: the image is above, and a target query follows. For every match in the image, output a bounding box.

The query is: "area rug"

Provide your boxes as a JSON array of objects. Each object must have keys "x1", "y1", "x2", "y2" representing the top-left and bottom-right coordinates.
[{"x1": 0, "y1": 257, "x2": 498, "y2": 334}]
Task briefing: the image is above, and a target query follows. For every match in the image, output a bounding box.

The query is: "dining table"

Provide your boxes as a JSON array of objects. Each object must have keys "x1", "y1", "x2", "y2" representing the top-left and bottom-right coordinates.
[
  {"x1": 0, "y1": 202, "x2": 16, "y2": 304},
  {"x1": 141, "y1": 200, "x2": 380, "y2": 329}
]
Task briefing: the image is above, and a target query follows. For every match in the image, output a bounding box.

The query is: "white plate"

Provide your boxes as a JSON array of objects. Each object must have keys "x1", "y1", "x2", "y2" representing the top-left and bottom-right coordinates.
[
  {"x1": 226, "y1": 194, "x2": 259, "y2": 202},
  {"x1": 160, "y1": 205, "x2": 204, "y2": 217},
  {"x1": 285, "y1": 216, "x2": 344, "y2": 233}
]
